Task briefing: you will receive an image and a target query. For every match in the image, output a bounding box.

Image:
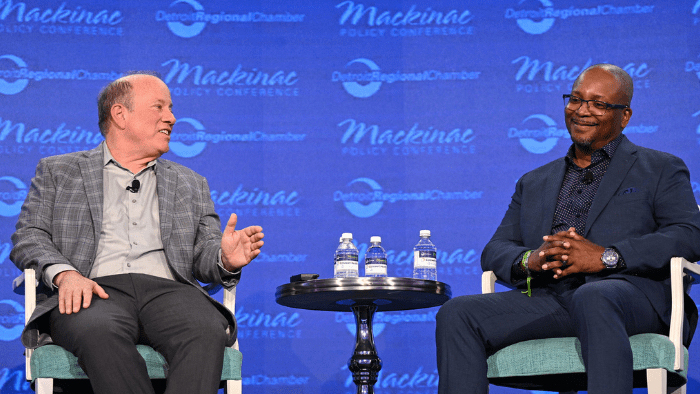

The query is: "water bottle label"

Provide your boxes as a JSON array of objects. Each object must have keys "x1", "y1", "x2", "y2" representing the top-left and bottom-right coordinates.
[
  {"x1": 365, "y1": 264, "x2": 387, "y2": 275},
  {"x1": 335, "y1": 262, "x2": 358, "y2": 271},
  {"x1": 335, "y1": 255, "x2": 358, "y2": 263},
  {"x1": 414, "y1": 250, "x2": 436, "y2": 269}
]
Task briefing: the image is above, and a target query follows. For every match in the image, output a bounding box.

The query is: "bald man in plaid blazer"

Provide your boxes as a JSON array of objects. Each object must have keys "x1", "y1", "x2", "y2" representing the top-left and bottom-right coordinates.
[{"x1": 11, "y1": 73, "x2": 264, "y2": 394}]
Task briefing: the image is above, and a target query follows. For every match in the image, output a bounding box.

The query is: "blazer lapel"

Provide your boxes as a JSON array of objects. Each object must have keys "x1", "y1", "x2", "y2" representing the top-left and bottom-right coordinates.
[
  {"x1": 584, "y1": 136, "x2": 638, "y2": 237},
  {"x1": 78, "y1": 144, "x2": 104, "y2": 252},
  {"x1": 157, "y1": 159, "x2": 176, "y2": 246},
  {"x1": 537, "y1": 158, "x2": 567, "y2": 237}
]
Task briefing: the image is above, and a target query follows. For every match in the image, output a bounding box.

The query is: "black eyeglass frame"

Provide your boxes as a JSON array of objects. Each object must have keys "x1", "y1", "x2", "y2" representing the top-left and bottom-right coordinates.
[{"x1": 562, "y1": 94, "x2": 629, "y2": 114}]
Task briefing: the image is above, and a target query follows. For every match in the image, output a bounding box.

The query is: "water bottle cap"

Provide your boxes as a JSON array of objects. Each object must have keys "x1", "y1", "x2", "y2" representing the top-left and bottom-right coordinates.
[
  {"x1": 370, "y1": 236, "x2": 381, "y2": 243},
  {"x1": 341, "y1": 232, "x2": 353, "y2": 240},
  {"x1": 420, "y1": 230, "x2": 431, "y2": 237}
]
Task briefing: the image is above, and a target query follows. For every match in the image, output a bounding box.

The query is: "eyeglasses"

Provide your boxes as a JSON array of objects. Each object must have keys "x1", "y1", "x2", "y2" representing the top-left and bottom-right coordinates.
[{"x1": 563, "y1": 94, "x2": 629, "y2": 116}]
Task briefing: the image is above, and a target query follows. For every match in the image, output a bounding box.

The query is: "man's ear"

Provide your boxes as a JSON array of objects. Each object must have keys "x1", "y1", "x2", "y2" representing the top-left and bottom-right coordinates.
[
  {"x1": 620, "y1": 107, "x2": 633, "y2": 129},
  {"x1": 110, "y1": 104, "x2": 127, "y2": 130}
]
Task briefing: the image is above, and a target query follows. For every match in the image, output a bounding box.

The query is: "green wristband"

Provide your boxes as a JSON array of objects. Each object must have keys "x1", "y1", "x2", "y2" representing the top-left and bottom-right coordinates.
[
  {"x1": 520, "y1": 250, "x2": 533, "y2": 297},
  {"x1": 522, "y1": 276, "x2": 532, "y2": 297},
  {"x1": 520, "y1": 250, "x2": 532, "y2": 270}
]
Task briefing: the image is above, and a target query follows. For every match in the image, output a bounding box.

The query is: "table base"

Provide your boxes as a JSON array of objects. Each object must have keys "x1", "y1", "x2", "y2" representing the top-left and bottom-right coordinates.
[{"x1": 348, "y1": 304, "x2": 381, "y2": 394}]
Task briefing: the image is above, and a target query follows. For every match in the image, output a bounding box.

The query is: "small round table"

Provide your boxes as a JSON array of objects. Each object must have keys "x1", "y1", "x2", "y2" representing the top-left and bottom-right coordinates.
[{"x1": 275, "y1": 277, "x2": 452, "y2": 394}]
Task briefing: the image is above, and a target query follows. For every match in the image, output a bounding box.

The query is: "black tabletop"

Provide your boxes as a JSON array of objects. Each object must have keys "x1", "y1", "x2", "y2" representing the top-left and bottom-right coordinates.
[{"x1": 275, "y1": 277, "x2": 452, "y2": 312}]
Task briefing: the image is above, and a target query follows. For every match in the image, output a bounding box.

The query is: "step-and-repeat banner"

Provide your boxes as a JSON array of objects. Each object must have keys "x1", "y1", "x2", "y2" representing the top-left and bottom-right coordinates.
[{"x1": 1, "y1": 1, "x2": 700, "y2": 393}]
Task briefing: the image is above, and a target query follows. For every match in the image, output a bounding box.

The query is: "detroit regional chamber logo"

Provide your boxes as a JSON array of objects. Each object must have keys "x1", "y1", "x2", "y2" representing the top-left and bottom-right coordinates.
[
  {"x1": 332, "y1": 58, "x2": 480, "y2": 98},
  {"x1": 334, "y1": 177, "x2": 482, "y2": 218},
  {"x1": 156, "y1": 0, "x2": 305, "y2": 38},
  {"x1": 0, "y1": 54, "x2": 122, "y2": 95},
  {"x1": 0, "y1": 176, "x2": 27, "y2": 217},
  {"x1": 508, "y1": 114, "x2": 568, "y2": 154},
  {"x1": 168, "y1": 117, "x2": 305, "y2": 158},
  {"x1": 505, "y1": 0, "x2": 654, "y2": 35}
]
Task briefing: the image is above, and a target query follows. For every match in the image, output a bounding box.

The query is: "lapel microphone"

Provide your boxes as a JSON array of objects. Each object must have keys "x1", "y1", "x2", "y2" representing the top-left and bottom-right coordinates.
[
  {"x1": 582, "y1": 171, "x2": 594, "y2": 185},
  {"x1": 126, "y1": 179, "x2": 141, "y2": 193}
]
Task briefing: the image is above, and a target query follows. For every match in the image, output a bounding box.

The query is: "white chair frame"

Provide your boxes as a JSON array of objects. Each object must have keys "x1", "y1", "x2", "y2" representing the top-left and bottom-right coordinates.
[
  {"x1": 482, "y1": 257, "x2": 700, "y2": 394},
  {"x1": 15, "y1": 268, "x2": 243, "y2": 394}
]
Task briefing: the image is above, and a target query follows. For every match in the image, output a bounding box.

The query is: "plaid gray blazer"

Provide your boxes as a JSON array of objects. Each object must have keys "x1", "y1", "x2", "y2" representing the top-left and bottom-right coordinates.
[{"x1": 10, "y1": 143, "x2": 238, "y2": 348}]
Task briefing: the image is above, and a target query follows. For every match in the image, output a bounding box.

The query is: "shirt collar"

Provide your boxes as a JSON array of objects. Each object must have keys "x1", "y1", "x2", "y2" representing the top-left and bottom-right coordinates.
[
  {"x1": 101, "y1": 141, "x2": 158, "y2": 173},
  {"x1": 564, "y1": 133, "x2": 624, "y2": 167}
]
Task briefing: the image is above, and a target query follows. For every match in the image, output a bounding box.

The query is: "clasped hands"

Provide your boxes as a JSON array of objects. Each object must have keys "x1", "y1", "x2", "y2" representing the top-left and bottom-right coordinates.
[{"x1": 526, "y1": 227, "x2": 605, "y2": 279}]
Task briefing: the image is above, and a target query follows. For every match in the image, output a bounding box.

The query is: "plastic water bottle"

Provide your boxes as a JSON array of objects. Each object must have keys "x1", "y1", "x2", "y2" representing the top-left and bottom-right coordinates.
[
  {"x1": 413, "y1": 230, "x2": 437, "y2": 280},
  {"x1": 364, "y1": 236, "x2": 387, "y2": 277},
  {"x1": 334, "y1": 233, "x2": 359, "y2": 278}
]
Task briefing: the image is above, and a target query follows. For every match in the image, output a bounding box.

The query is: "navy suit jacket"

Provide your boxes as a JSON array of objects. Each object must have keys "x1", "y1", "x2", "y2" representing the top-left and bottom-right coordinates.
[
  {"x1": 11, "y1": 143, "x2": 239, "y2": 348},
  {"x1": 482, "y1": 136, "x2": 700, "y2": 343}
]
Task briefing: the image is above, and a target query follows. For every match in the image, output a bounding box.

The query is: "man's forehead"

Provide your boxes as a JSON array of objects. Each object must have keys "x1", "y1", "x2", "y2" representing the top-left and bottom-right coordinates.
[
  {"x1": 572, "y1": 69, "x2": 620, "y2": 95},
  {"x1": 129, "y1": 76, "x2": 171, "y2": 100}
]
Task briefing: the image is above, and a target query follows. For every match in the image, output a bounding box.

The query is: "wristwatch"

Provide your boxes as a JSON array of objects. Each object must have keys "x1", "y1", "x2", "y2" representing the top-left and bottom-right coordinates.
[{"x1": 601, "y1": 248, "x2": 619, "y2": 269}]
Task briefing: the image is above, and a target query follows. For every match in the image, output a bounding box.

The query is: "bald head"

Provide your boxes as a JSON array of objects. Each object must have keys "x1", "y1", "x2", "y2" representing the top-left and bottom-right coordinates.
[
  {"x1": 573, "y1": 64, "x2": 634, "y2": 106},
  {"x1": 97, "y1": 72, "x2": 163, "y2": 136}
]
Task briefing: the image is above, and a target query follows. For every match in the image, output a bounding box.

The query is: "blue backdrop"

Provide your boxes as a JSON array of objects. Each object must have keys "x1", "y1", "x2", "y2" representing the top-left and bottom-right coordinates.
[{"x1": 1, "y1": 1, "x2": 700, "y2": 393}]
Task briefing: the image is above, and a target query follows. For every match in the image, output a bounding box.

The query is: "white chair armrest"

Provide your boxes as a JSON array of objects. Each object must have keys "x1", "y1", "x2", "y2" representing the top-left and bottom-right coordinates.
[
  {"x1": 223, "y1": 286, "x2": 239, "y2": 351},
  {"x1": 23, "y1": 268, "x2": 36, "y2": 380},
  {"x1": 670, "y1": 257, "x2": 700, "y2": 371},
  {"x1": 223, "y1": 286, "x2": 236, "y2": 313},
  {"x1": 23, "y1": 268, "x2": 36, "y2": 322},
  {"x1": 482, "y1": 271, "x2": 496, "y2": 294},
  {"x1": 223, "y1": 286, "x2": 242, "y2": 393}
]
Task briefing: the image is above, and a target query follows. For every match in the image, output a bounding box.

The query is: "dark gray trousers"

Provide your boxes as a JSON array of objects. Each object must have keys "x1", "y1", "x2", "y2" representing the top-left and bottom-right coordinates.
[
  {"x1": 435, "y1": 278, "x2": 667, "y2": 394},
  {"x1": 50, "y1": 273, "x2": 229, "y2": 394}
]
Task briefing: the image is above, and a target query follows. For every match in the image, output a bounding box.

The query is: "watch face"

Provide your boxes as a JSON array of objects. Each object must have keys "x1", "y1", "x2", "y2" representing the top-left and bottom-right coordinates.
[{"x1": 602, "y1": 249, "x2": 618, "y2": 268}]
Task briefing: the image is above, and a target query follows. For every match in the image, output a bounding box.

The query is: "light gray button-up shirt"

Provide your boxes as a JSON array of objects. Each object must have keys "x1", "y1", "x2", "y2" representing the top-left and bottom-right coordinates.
[
  {"x1": 44, "y1": 143, "x2": 175, "y2": 286},
  {"x1": 89, "y1": 144, "x2": 174, "y2": 280}
]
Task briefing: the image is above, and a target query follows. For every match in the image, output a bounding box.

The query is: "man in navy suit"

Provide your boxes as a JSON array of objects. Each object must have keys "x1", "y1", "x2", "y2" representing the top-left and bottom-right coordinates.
[{"x1": 435, "y1": 64, "x2": 700, "y2": 393}]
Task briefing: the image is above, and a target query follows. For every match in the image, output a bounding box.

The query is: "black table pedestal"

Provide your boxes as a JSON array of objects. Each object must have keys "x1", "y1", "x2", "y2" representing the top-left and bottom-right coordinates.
[{"x1": 348, "y1": 304, "x2": 381, "y2": 394}]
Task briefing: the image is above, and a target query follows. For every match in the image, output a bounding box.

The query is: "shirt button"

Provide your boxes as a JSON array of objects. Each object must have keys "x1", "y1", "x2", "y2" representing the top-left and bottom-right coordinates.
[
  {"x1": 132, "y1": 222, "x2": 137, "y2": 226},
  {"x1": 132, "y1": 199, "x2": 137, "y2": 203},
  {"x1": 575, "y1": 214, "x2": 581, "y2": 218},
  {"x1": 127, "y1": 263, "x2": 132, "y2": 267},
  {"x1": 133, "y1": 241, "x2": 138, "y2": 245}
]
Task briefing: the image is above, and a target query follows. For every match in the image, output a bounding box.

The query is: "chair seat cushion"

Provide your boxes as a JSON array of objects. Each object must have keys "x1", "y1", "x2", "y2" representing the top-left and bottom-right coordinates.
[
  {"x1": 486, "y1": 333, "x2": 688, "y2": 390},
  {"x1": 30, "y1": 344, "x2": 242, "y2": 381}
]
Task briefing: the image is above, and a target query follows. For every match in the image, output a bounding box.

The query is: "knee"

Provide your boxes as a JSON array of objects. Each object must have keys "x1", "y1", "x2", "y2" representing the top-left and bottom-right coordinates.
[
  {"x1": 179, "y1": 318, "x2": 228, "y2": 350},
  {"x1": 436, "y1": 296, "x2": 478, "y2": 333},
  {"x1": 201, "y1": 321, "x2": 227, "y2": 346},
  {"x1": 571, "y1": 282, "x2": 617, "y2": 305},
  {"x1": 436, "y1": 297, "x2": 459, "y2": 328},
  {"x1": 569, "y1": 282, "x2": 624, "y2": 320}
]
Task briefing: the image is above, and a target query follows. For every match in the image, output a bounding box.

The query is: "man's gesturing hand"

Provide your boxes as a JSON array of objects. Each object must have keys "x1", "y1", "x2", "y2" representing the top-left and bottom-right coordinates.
[
  {"x1": 54, "y1": 271, "x2": 109, "y2": 314},
  {"x1": 221, "y1": 213, "x2": 265, "y2": 271}
]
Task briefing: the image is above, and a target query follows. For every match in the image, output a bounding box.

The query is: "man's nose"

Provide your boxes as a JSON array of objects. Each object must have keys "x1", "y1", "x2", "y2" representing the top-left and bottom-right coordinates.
[
  {"x1": 164, "y1": 110, "x2": 176, "y2": 124},
  {"x1": 575, "y1": 101, "x2": 593, "y2": 116}
]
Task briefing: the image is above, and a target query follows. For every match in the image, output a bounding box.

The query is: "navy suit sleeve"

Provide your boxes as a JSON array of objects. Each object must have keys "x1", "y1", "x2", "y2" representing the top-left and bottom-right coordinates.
[{"x1": 481, "y1": 176, "x2": 529, "y2": 284}]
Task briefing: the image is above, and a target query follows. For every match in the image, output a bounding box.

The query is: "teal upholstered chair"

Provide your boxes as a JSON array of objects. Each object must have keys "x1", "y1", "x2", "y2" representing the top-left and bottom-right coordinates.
[
  {"x1": 482, "y1": 257, "x2": 699, "y2": 394},
  {"x1": 14, "y1": 268, "x2": 243, "y2": 394}
]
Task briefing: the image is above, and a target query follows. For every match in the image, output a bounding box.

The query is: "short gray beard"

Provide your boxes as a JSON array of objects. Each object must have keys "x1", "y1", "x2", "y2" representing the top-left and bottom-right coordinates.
[{"x1": 573, "y1": 138, "x2": 594, "y2": 155}]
